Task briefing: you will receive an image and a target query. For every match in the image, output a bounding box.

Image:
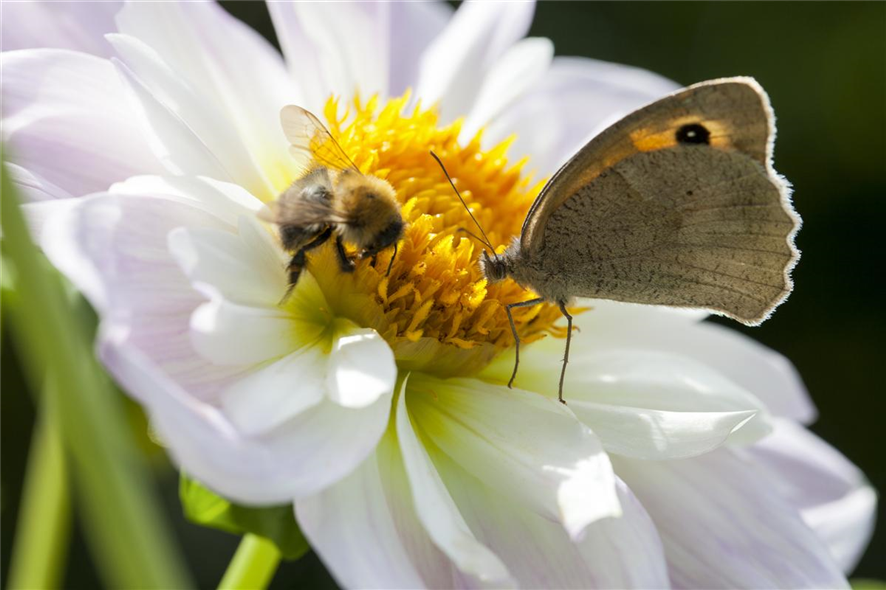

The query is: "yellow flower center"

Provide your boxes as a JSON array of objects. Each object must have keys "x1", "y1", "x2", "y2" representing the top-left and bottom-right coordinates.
[{"x1": 295, "y1": 94, "x2": 569, "y2": 376}]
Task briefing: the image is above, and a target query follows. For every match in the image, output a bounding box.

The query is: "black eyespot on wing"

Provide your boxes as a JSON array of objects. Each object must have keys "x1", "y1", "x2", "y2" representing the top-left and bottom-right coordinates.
[{"x1": 676, "y1": 123, "x2": 711, "y2": 145}]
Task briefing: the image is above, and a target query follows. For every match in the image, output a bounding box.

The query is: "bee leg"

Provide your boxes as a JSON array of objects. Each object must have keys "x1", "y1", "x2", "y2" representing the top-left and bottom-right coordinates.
[
  {"x1": 504, "y1": 298, "x2": 545, "y2": 390},
  {"x1": 385, "y1": 242, "x2": 398, "y2": 277},
  {"x1": 334, "y1": 235, "x2": 355, "y2": 273},
  {"x1": 282, "y1": 228, "x2": 333, "y2": 299},
  {"x1": 557, "y1": 301, "x2": 573, "y2": 405}
]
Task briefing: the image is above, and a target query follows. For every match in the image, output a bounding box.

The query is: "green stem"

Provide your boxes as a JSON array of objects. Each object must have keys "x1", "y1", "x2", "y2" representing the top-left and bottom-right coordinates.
[
  {"x1": 1, "y1": 161, "x2": 193, "y2": 588},
  {"x1": 7, "y1": 404, "x2": 72, "y2": 590},
  {"x1": 218, "y1": 535, "x2": 282, "y2": 590}
]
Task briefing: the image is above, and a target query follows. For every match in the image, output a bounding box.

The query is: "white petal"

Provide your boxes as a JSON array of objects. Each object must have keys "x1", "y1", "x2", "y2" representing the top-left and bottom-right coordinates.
[
  {"x1": 657, "y1": 321, "x2": 817, "y2": 424},
  {"x1": 748, "y1": 420, "x2": 877, "y2": 573},
  {"x1": 220, "y1": 342, "x2": 327, "y2": 436},
  {"x1": 1, "y1": 49, "x2": 163, "y2": 198},
  {"x1": 615, "y1": 450, "x2": 848, "y2": 589},
  {"x1": 461, "y1": 37, "x2": 554, "y2": 140},
  {"x1": 1, "y1": 2, "x2": 121, "y2": 56},
  {"x1": 388, "y1": 1, "x2": 452, "y2": 96},
  {"x1": 433, "y1": 450, "x2": 670, "y2": 589},
  {"x1": 414, "y1": 0, "x2": 535, "y2": 122},
  {"x1": 296, "y1": 430, "x2": 458, "y2": 589},
  {"x1": 270, "y1": 1, "x2": 451, "y2": 109},
  {"x1": 112, "y1": 58, "x2": 232, "y2": 182},
  {"x1": 573, "y1": 401, "x2": 757, "y2": 461},
  {"x1": 221, "y1": 320, "x2": 396, "y2": 435},
  {"x1": 483, "y1": 344, "x2": 773, "y2": 453},
  {"x1": 167, "y1": 217, "x2": 287, "y2": 308},
  {"x1": 107, "y1": 33, "x2": 273, "y2": 198},
  {"x1": 487, "y1": 56, "x2": 679, "y2": 176},
  {"x1": 110, "y1": 175, "x2": 263, "y2": 228},
  {"x1": 269, "y1": 3, "x2": 389, "y2": 112},
  {"x1": 407, "y1": 374, "x2": 621, "y2": 540},
  {"x1": 100, "y1": 325, "x2": 392, "y2": 502},
  {"x1": 555, "y1": 301, "x2": 816, "y2": 424},
  {"x1": 397, "y1": 380, "x2": 513, "y2": 586},
  {"x1": 115, "y1": 1, "x2": 299, "y2": 195},
  {"x1": 326, "y1": 329, "x2": 397, "y2": 409},
  {"x1": 189, "y1": 298, "x2": 304, "y2": 367}
]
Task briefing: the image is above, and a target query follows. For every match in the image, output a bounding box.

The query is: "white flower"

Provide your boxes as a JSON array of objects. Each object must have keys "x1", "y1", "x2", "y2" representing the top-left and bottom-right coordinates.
[{"x1": 3, "y1": 1, "x2": 875, "y2": 588}]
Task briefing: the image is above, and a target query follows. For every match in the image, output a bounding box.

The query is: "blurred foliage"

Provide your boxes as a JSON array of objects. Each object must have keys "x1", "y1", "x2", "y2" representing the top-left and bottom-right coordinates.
[
  {"x1": 180, "y1": 474, "x2": 309, "y2": 560},
  {"x1": 1, "y1": 2, "x2": 883, "y2": 588}
]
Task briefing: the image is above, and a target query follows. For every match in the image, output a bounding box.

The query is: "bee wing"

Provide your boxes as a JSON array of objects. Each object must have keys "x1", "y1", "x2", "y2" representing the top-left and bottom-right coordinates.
[
  {"x1": 272, "y1": 198, "x2": 348, "y2": 227},
  {"x1": 280, "y1": 105, "x2": 361, "y2": 175},
  {"x1": 257, "y1": 201, "x2": 279, "y2": 223}
]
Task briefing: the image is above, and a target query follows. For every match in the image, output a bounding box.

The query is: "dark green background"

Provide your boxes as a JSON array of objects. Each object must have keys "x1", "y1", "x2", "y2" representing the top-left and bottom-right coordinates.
[{"x1": 2, "y1": 2, "x2": 883, "y2": 588}]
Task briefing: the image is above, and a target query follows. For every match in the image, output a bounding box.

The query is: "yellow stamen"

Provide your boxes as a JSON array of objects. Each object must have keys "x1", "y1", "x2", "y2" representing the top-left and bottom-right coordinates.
[{"x1": 293, "y1": 93, "x2": 575, "y2": 376}]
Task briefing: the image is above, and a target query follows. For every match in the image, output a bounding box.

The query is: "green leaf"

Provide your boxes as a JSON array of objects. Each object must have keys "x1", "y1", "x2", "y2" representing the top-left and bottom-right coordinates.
[
  {"x1": 852, "y1": 580, "x2": 886, "y2": 590},
  {"x1": 180, "y1": 473, "x2": 310, "y2": 560}
]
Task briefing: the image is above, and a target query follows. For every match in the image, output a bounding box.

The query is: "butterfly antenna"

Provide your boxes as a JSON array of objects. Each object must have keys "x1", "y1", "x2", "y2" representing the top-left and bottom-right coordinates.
[
  {"x1": 456, "y1": 227, "x2": 491, "y2": 247},
  {"x1": 430, "y1": 151, "x2": 495, "y2": 252}
]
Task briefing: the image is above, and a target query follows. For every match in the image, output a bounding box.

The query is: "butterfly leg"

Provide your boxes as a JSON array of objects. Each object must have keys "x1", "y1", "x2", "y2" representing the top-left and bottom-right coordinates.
[
  {"x1": 282, "y1": 228, "x2": 333, "y2": 301},
  {"x1": 557, "y1": 301, "x2": 573, "y2": 405},
  {"x1": 335, "y1": 235, "x2": 356, "y2": 273},
  {"x1": 504, "y1": 298, "x2": 545, "y2": 389}
]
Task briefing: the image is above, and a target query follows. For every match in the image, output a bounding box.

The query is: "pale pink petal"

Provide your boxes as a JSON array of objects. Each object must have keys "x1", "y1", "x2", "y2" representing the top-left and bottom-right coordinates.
[
  {"x1": 414, "y1": 0, "x2": 536, "y2": 122},
  {"x1": 487, "y1": 56, "x2": 679, "y2": 177},
  {"x1": 100, "y1": 328, "x2": 393, "y2": 503},
  {"x1": 6, "y1": 163, "x2": 73, "y2": 201},
  {"x1": 1, "y1": 1, "x2": 121, "y2": 56},
  {"x1": 32, "y1": 192, "x2": 243, "y2": 399},
  {"x1": 34, "y1": 186, "x2": 390, "y2": 500},
  {"x1": 1, "y1": 49, "x2": 163, "y2": 199},
  {"x1": 748, "y1": 420, "x2": 877, "y2": 573},
  {"x1": 615, "y1": 450, "x2": 848, "y2": 589}
]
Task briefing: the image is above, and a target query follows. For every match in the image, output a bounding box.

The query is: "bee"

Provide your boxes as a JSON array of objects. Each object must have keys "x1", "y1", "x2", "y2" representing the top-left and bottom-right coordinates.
[{"x1": 261, "y1": 105, "x2": 405, "y2": 291}]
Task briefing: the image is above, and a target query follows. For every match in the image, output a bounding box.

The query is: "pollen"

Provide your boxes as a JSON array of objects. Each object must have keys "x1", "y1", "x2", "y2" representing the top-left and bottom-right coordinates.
[{"x1": 300, "y1": 94, "x2": 570, "y2": 376}]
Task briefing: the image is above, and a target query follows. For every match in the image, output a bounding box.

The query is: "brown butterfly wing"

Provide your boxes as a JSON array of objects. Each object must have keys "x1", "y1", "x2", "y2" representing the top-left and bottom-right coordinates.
[{"x1": 523, "y1": 77, "x2": 799, "y2": 324}]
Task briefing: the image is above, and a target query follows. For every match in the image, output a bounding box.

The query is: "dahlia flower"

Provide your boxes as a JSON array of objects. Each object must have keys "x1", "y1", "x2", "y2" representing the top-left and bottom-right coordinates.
[{"x1": 2, "y1": 1, "x2": 875, "y2": 588}]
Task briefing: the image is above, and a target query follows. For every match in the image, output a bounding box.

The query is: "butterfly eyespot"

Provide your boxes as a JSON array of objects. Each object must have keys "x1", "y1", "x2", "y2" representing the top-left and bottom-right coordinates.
[{"x1": 676, "y1": 123, "x2": 711, "y2": 145}]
